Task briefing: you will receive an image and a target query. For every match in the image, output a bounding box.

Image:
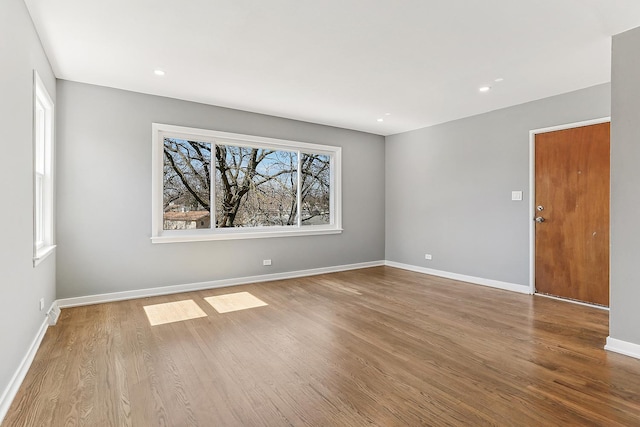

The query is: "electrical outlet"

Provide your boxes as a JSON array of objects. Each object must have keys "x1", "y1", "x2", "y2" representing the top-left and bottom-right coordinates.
[
  {"x1": 39, "y1": 298, "x2": 44, "y2": 311},
  {"x1": 263, "y1": 259, "x2": 272, "y2": 266},
  {"x1": 425, "y1": 254, "x2": 432, "y2": 260}
]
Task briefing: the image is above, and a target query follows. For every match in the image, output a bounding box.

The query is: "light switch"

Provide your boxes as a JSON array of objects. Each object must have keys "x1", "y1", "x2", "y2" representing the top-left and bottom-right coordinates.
[{"x1": 511, "y1": 191, "x2": 523, "y2": 201}]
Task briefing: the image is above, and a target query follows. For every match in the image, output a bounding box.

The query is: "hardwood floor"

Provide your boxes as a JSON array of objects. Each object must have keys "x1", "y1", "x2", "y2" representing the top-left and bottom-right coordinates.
[{"x1": 4, "y1": 266, "x2": 640, "y2": 426}]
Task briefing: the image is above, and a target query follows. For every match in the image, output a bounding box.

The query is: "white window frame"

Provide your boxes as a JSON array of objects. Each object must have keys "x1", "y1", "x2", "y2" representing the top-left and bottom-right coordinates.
[
  {"x1": 33, "y1": 71, "x2": 55, "y2": 265},
  {"x1": 152, "y1": 123, "x2": 342, "y2": 243}
]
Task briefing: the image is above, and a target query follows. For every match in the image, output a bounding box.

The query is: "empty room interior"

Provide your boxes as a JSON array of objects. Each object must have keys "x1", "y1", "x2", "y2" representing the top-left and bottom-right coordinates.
[{"x1": 3, "y1": 0, "x2": 640, "y2": 425}]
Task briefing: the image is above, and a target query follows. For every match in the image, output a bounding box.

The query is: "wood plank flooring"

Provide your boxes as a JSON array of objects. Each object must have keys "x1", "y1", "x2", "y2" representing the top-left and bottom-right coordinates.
[{"x1": 4, "y1": 266, "x2": 640, "y2": 426}]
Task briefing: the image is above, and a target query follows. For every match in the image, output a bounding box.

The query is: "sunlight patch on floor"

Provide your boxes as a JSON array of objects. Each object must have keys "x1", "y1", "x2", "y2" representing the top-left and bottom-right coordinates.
[
  {"x1": 205, "y1": 292, "x2": 268, "y2": 313},
  {"x1": 144, "y1": 299, "x2": 208, "y2": 326}
]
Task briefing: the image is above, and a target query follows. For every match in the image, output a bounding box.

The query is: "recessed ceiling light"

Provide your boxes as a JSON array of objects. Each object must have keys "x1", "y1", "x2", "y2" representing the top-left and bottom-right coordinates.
[
  {"x1": 154, "y1": 69, "x2": 165, "y2": 76},
  {"x1": 494, "y1": 78, "x2": 504, "y2": 82},
  {"x1": 479, "y1": 86, "x2": 491, "y2": 92},
  {"x1": 377, "y1": 118, "x2": 384, "y2": 122},
  {"x1": 385, "y1": 113, "x2": 391, "y2": 116}
]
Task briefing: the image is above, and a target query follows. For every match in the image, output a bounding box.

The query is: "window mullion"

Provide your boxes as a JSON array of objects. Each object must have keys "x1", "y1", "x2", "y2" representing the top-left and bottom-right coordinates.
[
  {"x1": 297, "y1": 151, "x2": 302, "y2": 227},
  {"x1": 211, "y1": 143, "x2": 216, "y2": 230}
]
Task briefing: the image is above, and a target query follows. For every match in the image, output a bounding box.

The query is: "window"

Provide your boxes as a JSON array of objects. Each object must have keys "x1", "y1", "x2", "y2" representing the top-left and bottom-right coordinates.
[
  {"x1": 152, "y1": 124, "x2": 342, "y2": 243},
  {"x1": 33, "y1": 72, "x2": 55, "y2": 265}
]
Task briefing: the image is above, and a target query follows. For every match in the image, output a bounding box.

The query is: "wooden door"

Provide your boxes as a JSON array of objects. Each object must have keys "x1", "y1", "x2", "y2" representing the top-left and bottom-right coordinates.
[{"x1": 534, "y1": 122, "x2": 610, "y2": 306}]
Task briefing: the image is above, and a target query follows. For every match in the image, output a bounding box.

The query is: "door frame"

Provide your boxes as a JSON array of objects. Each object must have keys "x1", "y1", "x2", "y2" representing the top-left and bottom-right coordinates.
[{"x1": 528, "y1": 117, "x2": 611, "y2": 295}]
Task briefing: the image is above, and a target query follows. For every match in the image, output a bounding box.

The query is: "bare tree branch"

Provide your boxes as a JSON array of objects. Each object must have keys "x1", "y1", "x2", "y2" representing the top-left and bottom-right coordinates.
[{"x1": 164, "y1": 148, "x2": 210, "y2": 210}]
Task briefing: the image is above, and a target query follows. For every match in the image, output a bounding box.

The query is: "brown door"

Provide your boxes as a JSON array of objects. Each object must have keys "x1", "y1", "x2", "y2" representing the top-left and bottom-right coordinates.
[{"x1": 534, "y1": 122, "x2": 610, "y2": 306}]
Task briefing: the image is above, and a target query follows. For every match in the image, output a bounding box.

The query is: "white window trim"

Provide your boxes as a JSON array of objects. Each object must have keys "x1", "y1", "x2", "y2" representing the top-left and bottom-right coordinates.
[
  {"x1": 151, "y1": 123, "x2": 342, "y2": 243},
  {"x1": 33, "y1": 71, "x2": 56, "y2": 266}
]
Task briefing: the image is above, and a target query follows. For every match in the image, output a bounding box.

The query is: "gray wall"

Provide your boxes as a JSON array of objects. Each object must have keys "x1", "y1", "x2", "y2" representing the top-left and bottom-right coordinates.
[
  {"x1": 610, "y1": 27, "x2": 640, "y2": 346},
  {"x1": 385, "y1": 84, "x2": 610, "y2": 287},
  {"x1": 56, "y1": 81, "x2": 385, "y2": 298},
  {"x1": 0, "y1": 0, "x2": 56, "y2": 410}
]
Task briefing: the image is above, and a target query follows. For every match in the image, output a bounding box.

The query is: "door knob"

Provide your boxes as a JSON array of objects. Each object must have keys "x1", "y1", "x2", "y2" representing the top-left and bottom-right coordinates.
[{"x1": 535, "y1": 216, "x2": 545, "y2": 223}]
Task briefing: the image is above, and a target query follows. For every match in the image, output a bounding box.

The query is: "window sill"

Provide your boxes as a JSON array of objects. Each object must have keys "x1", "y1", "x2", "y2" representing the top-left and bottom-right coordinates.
[
  {"x1": 151, "y1": 227, "x2": 342, "y2": 244},
  {"x1": 33, "y1": 244, "x2": 56, "y2": 267}
]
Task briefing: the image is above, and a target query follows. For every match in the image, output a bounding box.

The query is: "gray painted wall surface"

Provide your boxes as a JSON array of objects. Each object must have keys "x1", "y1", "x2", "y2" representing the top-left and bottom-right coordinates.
[
  {"x1": 610, "y1": 27, "x2": 640, "y2": 346},
  {"x1": 385, "y1": 84, "x2": 610, "y2": 287},
  {"x1": 56, "y1": 81, "x2": 385, "y2": 298},
  {"x1": 0, "y1": 0, "x2": 56, "y2": 407}
]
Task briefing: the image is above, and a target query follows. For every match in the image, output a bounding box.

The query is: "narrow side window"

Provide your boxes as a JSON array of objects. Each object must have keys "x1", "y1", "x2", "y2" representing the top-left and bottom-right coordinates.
[{"x1": 33, "y1": 71, "x2": 55, "y2": 266}]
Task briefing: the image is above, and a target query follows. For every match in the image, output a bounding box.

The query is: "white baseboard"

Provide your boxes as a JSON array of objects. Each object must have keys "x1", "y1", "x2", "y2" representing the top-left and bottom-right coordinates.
[
  {"x1": 57, "y1": 260, "x2": 530, "y2": 309},
  {"x1": 0, "y1": 313, "x2": 50, "y2": 425},
  {"x1": 384, "y1": 260, "x2": 531, "y2": 294},
  {"x1": 57, "y1": 260, "x2": 385, "y2": 308},
  {"x1": 605, "y1": 337, "x2": 640, "y2": 360}
]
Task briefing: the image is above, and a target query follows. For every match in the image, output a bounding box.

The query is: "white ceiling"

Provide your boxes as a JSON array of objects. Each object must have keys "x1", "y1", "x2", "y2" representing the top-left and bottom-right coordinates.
[{"x1": 25, "y1": 0, "x2": 640, "y2": 136}]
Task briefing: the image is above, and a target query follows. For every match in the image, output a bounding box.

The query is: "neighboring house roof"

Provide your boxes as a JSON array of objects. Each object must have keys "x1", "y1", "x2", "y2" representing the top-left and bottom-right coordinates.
[{"x1": 163, "y1": 211, "x2": 209, "y2": 222}]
